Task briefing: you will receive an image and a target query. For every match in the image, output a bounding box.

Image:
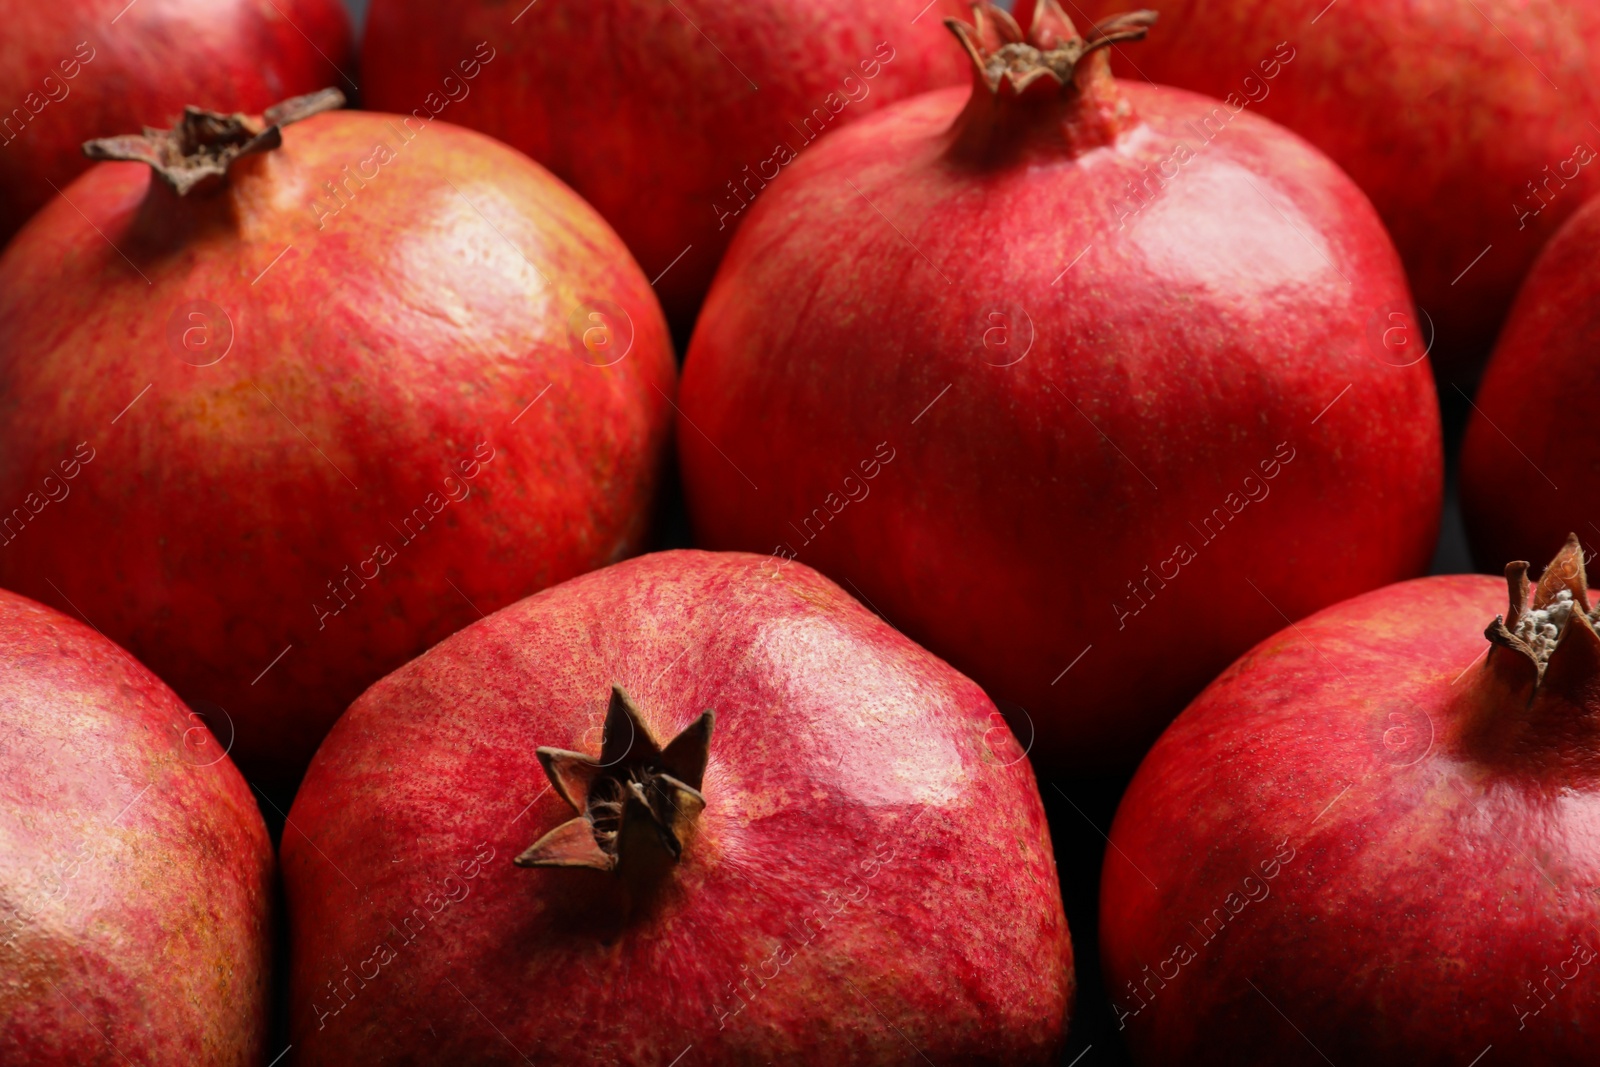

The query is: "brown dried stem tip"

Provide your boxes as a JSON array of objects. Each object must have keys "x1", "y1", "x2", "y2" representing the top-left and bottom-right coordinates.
[
  {"x1": 942, "y1": 1, "x2": 1154, "y2": 161},
  {"x1": 945, "y1": 1, "x2": 1156, "y2": 98},
  {"x1": 515, "y1": 686, "x2": 714, "y2": 873},
  {"x1": 1484, "y1": 532, "x2": 1597, "y2": 687},
  {"x1": 1460, "y1": 534, "x2": 1600, "y2": 775},
  {"x1": 82, "y1": 88, "x2": 346, "y2": 196}
]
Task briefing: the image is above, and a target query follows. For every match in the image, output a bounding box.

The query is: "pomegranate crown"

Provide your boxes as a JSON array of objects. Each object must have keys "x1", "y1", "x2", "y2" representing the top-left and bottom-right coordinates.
[
  {"x1": 1462, "y1": 534, "x2": 1600, "y2": 774},
  {"x1": 1486, "y1": 533, "x2": 1597, "y2": 685},
  {"x1": 82, "y1": 88, "x2": 345, "y2": 196},
  {"x1": 944, "y1": 0, "x2": 1157, "y2": 99},
  {"x1": 515, "y1": 685, "x2": 714, "y2": 875}
]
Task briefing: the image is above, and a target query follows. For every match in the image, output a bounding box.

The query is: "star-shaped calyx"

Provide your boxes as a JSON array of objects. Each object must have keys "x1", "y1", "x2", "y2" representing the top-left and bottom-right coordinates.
[
  {"x1": 1483, "y1": 532, "x2": 1600, "y2": 690},
  {"x1": 514, "y1": 686, "x2": 714, "y2": 873},
  {"x1": 945, "y1": 0, "x2": 1157, "y2": 99},
  {"x1": 82, "y1": 88, "x2": 345, "y2": 195},
  {"x1": 1462, "y1": 533, "x2": 1600, "y2": 774},
  {"x1": 941, "y1": 2, "x2": 1157, "y2": 161}
]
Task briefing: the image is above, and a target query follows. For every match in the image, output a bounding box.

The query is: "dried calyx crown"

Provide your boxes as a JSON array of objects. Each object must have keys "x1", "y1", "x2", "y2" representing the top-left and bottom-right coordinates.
[
  {"x1": 1486, "y1": 533, "x2": 1600, "y2": 683},
  {"x1": 81, "y1": 88, "x2": 345, "y2": 195},
  {"x1": 945, "y1": 0, "x2": 1156, "y2": 98},
  {"x1": 1465, "y1": 533, "x2": 1600, "y2": 773},
  {"x1": 515, "y1": 686, "x2": 714, "y2": 874},
  {"x1": 943, "y1": 1, "x2": 1155, "y2": 159}
]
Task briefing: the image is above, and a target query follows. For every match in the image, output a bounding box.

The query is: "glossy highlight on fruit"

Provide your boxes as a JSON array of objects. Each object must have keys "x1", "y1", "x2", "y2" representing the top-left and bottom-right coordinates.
[
  {"x1": 679, "y1": 0, "x2": 1441, "y2": 772},
  {"x1": 1075, "y1": 0, "x2": 1600, "y2": 378},
  {"x1": 284, "y1": 550, "x2": 1071, "y2": 1064},
  {"x1": 1461, "y1": 194, "x2": 1600, "y2": 570},
  {"x1": 0, "y1": 92, "x2": 676, "y2": 785},
  {"x1": 0, "y1": 0, "x2": 353, "y2": 242},
  {"x1": 361, "y1": 0, "x2": 969, "y2": 331},
  {"x1": 0, "y1": 587, "x2": 273, "y2": 1065},
  {"x1": 1102, "y1": 536, "x2": 1600, "y2": 1063}
]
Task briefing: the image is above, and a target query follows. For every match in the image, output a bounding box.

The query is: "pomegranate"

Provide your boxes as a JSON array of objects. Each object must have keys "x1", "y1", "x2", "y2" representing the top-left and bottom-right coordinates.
[
  {"x1": 677, "y1": 1, "x2": 1441, "y2": 772},
  {"x1": 0, "y1": 91, "x2": 676, "y2": 786},
  {"x1": 360, "y1": 0, "x2": 969, "y2": 333},
  {"x1": 283, "y1": 550, "x2": 1071, "y2": 1064},
  {"x1": 1076, "y1": 0, "x2": 1600, "y2": 379},
  {"x1": 0, "y1": 0, "x2": 353, "y2": 243},
  {"x1": 1101, "y1": 536, "x2": 1600, "y2": 1063},
  {"x1": 1461, "y1": 195, "x2": 1600, "y2": 571},
  {"x1": 0, "y1": 587, "x2": 272, "y2": 1064}
]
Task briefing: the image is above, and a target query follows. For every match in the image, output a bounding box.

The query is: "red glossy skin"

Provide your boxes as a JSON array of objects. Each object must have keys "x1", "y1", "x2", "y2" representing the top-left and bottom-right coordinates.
[
  {"x1": 0, "y1": 0, "x2": 352, "y2": 243},
  {"x1": 678, "y1": 50, "x2": 1441, "y2": 772},
  {"x1": 360, "y1": 0, "x2": 969, "y2": 332},
  {"x1": 1102, "y1": 574, "x2": 1600, "y2": 1063},
  {"x1": 1461, "y1": 196, "x2": 1600, "y2": 571},
  {"x1": 1077, "y1": 0, "x2": 1600, "y2": 379},
  {"x1": 0, "y1": 588, "x2": 273, "y2": 1065},
  {"x1": 0, "y1": 111, "x2": 677, "y2": 785},
  {"x1": 284, "y1": 550, "x2": 1071, "y2": 1065}
]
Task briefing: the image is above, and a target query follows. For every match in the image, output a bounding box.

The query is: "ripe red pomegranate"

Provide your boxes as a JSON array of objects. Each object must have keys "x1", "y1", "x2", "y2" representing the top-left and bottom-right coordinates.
[
  {"x1": 0, "y1": 587, "x2": 272, "y2": 1065},
  {"x1": 284, "y1": 550, "x2": 1071, "y2": 1064},
  {"x1": 0, "y1": 0, "x2": 353, "y2": 243},
  {"x1": 678, "y1": 1, "x2": 1441, "y2": 772},
  {"x1": 360, "y1": 0, "x2": 969, "y2": 332},
  {"x1": 0, "y1": 91, "x2": 676, "y2": 786},
  {"x1": 1076, "y1": 0, "x2": 1600, "y2": 379},
  {"x1": 1101, "y1": 535, "x2": 1600, "y2": 1063},
  {"x1": 1461, "y1": 195, "x2": 1600, "y2": 570}
]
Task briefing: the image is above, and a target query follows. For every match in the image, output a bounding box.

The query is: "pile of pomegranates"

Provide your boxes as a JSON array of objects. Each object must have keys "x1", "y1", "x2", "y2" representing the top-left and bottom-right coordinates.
[{"x1": 0, "y1": 0, "x2": 1590, "y2": 1056}]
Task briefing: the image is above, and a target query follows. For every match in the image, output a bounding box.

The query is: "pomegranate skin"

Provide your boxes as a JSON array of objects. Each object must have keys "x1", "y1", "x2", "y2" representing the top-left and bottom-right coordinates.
[
  {"x1": 0, "y1": 110, "x2": 676, "y2": 785},
  {"x1": 284, "y1": 550, "x2": 1071, "y2": 1065},
  {"x1": 1101, "y1": 572, "x2": 1600, "y2": 1063},
  {"x1": 0, "y1": 0, "x2": 353, "y2": 243},
  {"x1": 1461, "y1": 195, "x2": 1600, "y2": 570},
  {"x1": 360, "y1": 0, "x2": 968, "y2": 331},
  {"x1": 1077, "y1": 0, "x2": 1600, "y2": 378},
  {"x1": 0, "y1": 588, "x2": 273, "y2": 1065},
  {"x1": 679, "y1": 72, "x2": 1441, "y2": 771}
]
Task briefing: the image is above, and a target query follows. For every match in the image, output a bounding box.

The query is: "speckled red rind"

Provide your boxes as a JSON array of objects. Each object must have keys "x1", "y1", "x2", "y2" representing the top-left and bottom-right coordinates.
[
  {"x1": 678, "y1": 81, "x2": 1441, "y2": 773},
  {"x1": 283, "y1": 550, "x2": 1071, "y2": 1065},
  {"x1": 1075, "y1": 0, "x2": 1600, "y2": 379},
  {"x1": 1102, "y1": 573, "x2": 1600, "y2": 1063},
  {"x1": 0, "y1": 111, "x2": 677, "y2": 785},
  {"x1": 0, "y1": 587, "x2": 273, "y2": 1066},
  {"x1": 1460, "y1": 195, "x2": 1600, "y2": 571},
  {"x1": 360, "y1": 0, "x2": 970, "y2": 331},
  {"x1": 0, "y1": 0, "x2": 353, "y2": 243}
]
